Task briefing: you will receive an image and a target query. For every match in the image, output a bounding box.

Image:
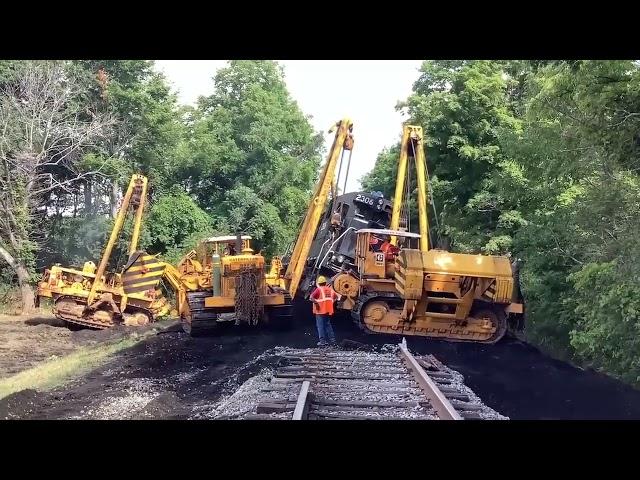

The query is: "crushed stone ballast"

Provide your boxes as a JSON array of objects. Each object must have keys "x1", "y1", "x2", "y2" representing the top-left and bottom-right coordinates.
[{"x1": 239, "y1": 340, "x2": 507, "y2": 420}]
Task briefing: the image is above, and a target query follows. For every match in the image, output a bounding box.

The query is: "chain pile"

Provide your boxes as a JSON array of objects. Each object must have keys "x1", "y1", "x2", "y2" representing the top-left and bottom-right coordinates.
[{"x1": 234, "y1": 266, "x2": 264, "y2": 325}]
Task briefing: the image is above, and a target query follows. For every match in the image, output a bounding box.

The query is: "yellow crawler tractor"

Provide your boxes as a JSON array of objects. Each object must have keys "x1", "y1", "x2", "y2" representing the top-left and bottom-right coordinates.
[
  {"x1": 329, "y1": 125, "x2": 524, "y2": 343},
  {"x1": 347, "y1": 228, "x2": 523, "y2": 342},
  {"x1": 161, "y1": 234, "x2": 292, "y2": 336},
  {"x1": 37, "y1": 174, "x2": 171, "y2": 329},
  {"x1": 157, "y1": 119, "x2": 357, "y2": 337}
]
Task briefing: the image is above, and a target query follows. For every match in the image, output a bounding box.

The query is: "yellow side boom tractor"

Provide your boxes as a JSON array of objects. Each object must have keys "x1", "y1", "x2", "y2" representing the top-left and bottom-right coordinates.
[
  {"x1": 289, "y1": 122, "x2": 525, "y2": 343},
  {"x1": 162, "y1": 119, "x2": 357, "y2": 337},
  {"x1": 282, "y1": 117, "x2": 354, "y2": 298},
  {"x1": 36, "y1": 174, "x2": 170, "y2": 329},
  {"x1": 335, "y1": 125, "x2": 524, "y2": 343},
  {"x1": 161, "y1": 234, "x2": 292, "y2": 336}
]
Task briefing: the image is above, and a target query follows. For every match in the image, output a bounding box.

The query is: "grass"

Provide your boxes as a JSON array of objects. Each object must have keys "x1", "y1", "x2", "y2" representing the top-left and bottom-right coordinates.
[
  {"x1": 0, "y1": 307, "x2": 52, "y2": 321},
  {"x1": 0, "y1": 329, "x2": 157, "y2": 400}
]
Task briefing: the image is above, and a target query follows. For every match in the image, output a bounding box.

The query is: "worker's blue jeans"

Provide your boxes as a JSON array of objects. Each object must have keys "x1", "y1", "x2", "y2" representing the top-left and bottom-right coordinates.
[{"x1": 315, "y1": 314, "x2": 336, "y2": 345}]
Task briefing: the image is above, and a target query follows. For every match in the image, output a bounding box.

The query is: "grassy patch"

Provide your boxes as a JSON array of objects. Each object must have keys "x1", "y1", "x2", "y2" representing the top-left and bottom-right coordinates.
[{"x1": 0, "y1": 330, "x2": 155, "y2": 399}]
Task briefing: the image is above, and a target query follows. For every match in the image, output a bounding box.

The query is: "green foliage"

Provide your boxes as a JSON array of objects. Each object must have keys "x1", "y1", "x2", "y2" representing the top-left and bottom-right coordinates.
[
  {"x1": 174, "y1": 60, "x2": 322, "y2": 255},
  {"x1": 365, "y1": 59, "x2": 640, "y2": 386},
  {"x1": 0, "y1": 61, "x2": 117, "y2": 311},
  {"x1": 40, "y1": 216, "x2": 111, "y2": 268},
  {"x1": 36, "y1": 60, "x2": 189, "y2": 272},
  {"x1": 569, "y1": 262, "x2": 640, "y2": 384},
  {"x1": 70, "y1": 60, "x2": 185, "y2": 190},
  {"x1": 0, "y1": 61, "x2": 20, "y2": 83},
  {"x1": 361, "y1": 147, "x2": 400, "y2": 199},
  {"x1": 395, "y1": 61, "x2": 524, "y2": 253},
  {"x1": 40, "y1": 214, "x2": 145, "y2": 273},
  {"x1": 0, "y1": 265, "x2": 20, "y2": 313},
  {"x1": 141, "y1": 188, "x2": 213, "y2": 259},
  {"x1": 364, "y1": 61, "x2": 524, "y2": 252},
  {"x1": 19, "y1": 60, "x2": 321, "y2": 286}
]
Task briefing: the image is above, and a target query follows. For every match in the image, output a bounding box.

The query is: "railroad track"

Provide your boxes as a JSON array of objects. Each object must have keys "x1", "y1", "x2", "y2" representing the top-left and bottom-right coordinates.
[{"x1": 245, "y1": 340, "x2": 501, "y2": 420}]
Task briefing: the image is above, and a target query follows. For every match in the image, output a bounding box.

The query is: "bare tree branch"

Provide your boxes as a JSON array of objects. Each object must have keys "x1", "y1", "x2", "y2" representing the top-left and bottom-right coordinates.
[
  {"x1": 552, "y1": 234, "x2": 584, "y2": 266},
  {"x1": 0, "y1": 60, "x2": 119, "y2": 312},
  {"x1": 610, "y1": 111, "x2": 640, "y2": 127}
]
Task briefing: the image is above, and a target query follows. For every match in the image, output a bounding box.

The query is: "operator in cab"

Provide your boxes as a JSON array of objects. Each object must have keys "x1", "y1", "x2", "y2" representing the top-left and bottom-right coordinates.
[
  {"x1": 369, "y1": 234, "x2": 383, "y2": 251},
  {"x1": 370, "y1": 234, "x2": 398, "y2": 260},
  {"x1": 309, "y1": 275, "x2": 341, "y2": 347},
  {"x1": 379, "y1": 238, "x2": 399, "y2": 261},
  {"x1": 223, "y1": 243, "x2": 237, "y2": 256}
]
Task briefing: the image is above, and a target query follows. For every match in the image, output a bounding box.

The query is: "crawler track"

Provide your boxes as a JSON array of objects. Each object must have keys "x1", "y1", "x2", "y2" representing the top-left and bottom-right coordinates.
[
  {"x1": 246, "y1": 341, "x2": 504, "y2": 420},
  {"x1": 182, "y1": 291, "x2": 219, "y2": 336}
]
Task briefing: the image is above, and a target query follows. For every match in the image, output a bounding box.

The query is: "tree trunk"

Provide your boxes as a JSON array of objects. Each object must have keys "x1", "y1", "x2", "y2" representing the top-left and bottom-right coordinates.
[
  {"x1": 84, "y1": 179, "x2": 92, "y2": 214},
  {"x1": 0, "y1": 245, "x2": 36, "y2": 314},
  {"x1": 16, "y1": 263, "x2": 35, "y2": 314},
  {"x1": 110, "y1": 180, "x2": 119, "y2": 218}
]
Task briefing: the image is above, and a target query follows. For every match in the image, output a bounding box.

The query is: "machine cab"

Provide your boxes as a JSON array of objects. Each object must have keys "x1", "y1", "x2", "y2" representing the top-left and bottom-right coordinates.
[
  {"x1": 203, "y1": 235, "x2": 254, "y2": 258},
  {"x1": 355, "y1": 228, "x2": 421, "y2": 279},
  {"x1": 201, "y1": 235, "x2": 265, "y2": 275}
]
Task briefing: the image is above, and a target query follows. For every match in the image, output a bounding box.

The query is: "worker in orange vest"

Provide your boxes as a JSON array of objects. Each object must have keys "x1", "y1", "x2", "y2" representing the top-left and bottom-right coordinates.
[
  {"x1": 309, "y1": 275, "x2": 341, "y2": 347},
  {"x1": 379, "y1": 239, "x2": 399, "y2": 261}
]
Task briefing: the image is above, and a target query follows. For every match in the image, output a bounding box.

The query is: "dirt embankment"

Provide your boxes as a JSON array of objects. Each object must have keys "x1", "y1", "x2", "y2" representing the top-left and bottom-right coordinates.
[
  {"x1": 0, "y1": 313, "x2": 176, "y2": 419},
  {"x1": 0, "y1": 313, "x2": 167, "y2": 380},
  {"x1": 0, "y1": 314, "x2": 89, "y2": 378}
]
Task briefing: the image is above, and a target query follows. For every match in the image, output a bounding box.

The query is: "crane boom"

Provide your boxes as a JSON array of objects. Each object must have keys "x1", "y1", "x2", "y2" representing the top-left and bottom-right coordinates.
[
  {"x1": 87, "y1": 174, "x2": 148, "y2": 304},
  {"x1": 284, "y1": 118, "x2": 354, "y2": 297},
  {"x1": 389, "y1": 125, "x2": 429, "y2": 252}
]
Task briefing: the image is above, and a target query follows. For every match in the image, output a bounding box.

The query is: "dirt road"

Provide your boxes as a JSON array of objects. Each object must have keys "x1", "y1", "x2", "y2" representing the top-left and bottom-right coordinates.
[{"x1": 2, "y1": 310, "x2": 640, "y2": 420}]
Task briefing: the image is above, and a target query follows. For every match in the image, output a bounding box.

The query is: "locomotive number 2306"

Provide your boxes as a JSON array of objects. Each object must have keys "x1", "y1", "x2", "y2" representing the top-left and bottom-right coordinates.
[{"x1": 355, "y1": 194, "x2": 374, "y2": 206}]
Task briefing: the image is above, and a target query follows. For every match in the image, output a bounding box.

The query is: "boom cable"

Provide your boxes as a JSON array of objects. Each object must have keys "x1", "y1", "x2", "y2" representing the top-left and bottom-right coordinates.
[{"x1": 409, "y1": 136, "x2": 441, "y2": 248}]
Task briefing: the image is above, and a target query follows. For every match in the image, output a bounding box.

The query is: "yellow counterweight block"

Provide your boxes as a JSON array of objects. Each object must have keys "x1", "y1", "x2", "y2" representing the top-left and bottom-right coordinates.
[{"x1": 122, "y1": 252, "x2": 167, "y2": 300}]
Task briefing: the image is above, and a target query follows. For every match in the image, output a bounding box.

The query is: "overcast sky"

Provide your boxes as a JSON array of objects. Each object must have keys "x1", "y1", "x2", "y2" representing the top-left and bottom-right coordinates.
[{"x1": 154, "y1": 60, "x2": 423, "y2": 192}]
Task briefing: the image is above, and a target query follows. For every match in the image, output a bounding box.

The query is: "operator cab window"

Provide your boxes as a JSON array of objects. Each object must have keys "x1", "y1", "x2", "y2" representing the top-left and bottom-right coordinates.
[
  {"x1": 223, "y1": 243, "x2": 237, "y2": 256},
  {"x1": 341, "y1": 203, "x2": 349, "y2": 220},
  {"x1": 331, "y1": 202, "x2": 343, "y2": 227}
]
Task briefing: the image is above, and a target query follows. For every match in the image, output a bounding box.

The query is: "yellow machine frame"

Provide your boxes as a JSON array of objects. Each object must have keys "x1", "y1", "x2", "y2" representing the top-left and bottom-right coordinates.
[
  {"x1": 164, "y1": 234, "x2": 292, "y2": 335},
  {"x1": 351, "y1": 125, "x2": 524, "y2": 343},
  {"x1": 36, "y1": 174, "x2": 170, "y2": 329},
  {"x1": 169, "y1": 118, "x2": 356, "y2": 336}
]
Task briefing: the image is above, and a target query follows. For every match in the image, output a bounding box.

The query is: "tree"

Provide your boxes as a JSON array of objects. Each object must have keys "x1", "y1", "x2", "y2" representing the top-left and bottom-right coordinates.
[
  {"x1": 505, "y1": 61, "x2": 640, "y2": 376},
  {"x1": 401, "y1": 60, "x2": 524, "y2": 253},
  {"x1": 361, "y1": 146, "x2": 400, "y2": 200},
  {"x1": 0, "y1": 61, "x2": 114, "y2": 312},
  {"x1": 366, "y1": 59, "x2": 640, "y2": 385},
  {"x1": 364, "y1": 61, "x2": 524, "y2": 252},
  {"x1": 176, "y1": 61, "x2": 323, "y2": 255},
  {"x1": 36, "y1": 61, "x2": 186, "y2": 272},
  {"x1": 69, "y1": 60, "x2": 185, "y2": 211},
  {"x1": 141, "y1": 188, "x2": 214, "y2": 263}
]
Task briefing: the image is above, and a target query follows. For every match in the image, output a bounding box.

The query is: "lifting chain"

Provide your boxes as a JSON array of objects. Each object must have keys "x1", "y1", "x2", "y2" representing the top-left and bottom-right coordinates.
[
  {"x1": 234, "y1": 266, "x2": 264, "y2": 325},
  {"x1": 130, "y1": 178, "x2": 144, "y2": 210}
]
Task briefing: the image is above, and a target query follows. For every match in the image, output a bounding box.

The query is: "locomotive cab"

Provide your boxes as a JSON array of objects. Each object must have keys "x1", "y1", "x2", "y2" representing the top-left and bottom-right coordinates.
[{"x1": 297, "y1": 191, "x2": 394, "y2": 296}]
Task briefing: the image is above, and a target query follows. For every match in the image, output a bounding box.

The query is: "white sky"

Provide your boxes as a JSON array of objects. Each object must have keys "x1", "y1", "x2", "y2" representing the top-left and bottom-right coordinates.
[{"x1": 154, "y1": 60, "x2": 423, "y2": 192}]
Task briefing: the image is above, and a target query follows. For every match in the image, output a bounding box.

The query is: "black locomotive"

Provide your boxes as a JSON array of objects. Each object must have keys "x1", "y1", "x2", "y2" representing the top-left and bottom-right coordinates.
[{"x1": 296, "y1": 191, "x2": 393, "y2": 297}]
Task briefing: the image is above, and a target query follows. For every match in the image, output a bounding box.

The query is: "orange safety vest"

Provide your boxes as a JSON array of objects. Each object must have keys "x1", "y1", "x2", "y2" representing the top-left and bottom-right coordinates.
[
  {"x1": 380, "y1": 241, "x2": 399, "y2": 261},
  {"x1": 312, "y1": 285, "x2": 337, "y2": 315}
]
